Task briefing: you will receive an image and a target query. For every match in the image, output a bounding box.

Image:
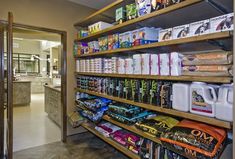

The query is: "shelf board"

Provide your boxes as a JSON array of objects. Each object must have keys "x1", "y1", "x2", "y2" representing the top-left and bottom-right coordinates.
[
  {"x1": 75, "y1": 31, "x2": 232, "y2": 58},
  {"x1": 75, "y1": 0, "x2": 202, "y2": 41},
  {"x1": 81, "y1": 122, "x2": 140, "y2": 159},
  {"x1": 76, "y1": 88, "x2": 232, "y2": 129},
  {"x1": 76, "y1": 103, "x2": 161, "y2": 144},
  {"x1": 75, "y1": 72, "x2": 232, "y2": 84}
]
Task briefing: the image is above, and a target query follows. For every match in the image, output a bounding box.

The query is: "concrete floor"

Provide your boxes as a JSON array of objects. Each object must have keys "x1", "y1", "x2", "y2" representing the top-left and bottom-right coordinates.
[
  {"x1": 13, "y1": 94, "x2": 61, "y2": 152},
  {"x1": 13, "y1": 133, "x2": 128, "y2": 159}
]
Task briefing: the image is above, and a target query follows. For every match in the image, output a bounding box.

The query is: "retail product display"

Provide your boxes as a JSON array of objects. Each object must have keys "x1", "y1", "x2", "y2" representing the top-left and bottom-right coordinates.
[
  {"x1": 139, "y1": 139, "x2": 187, "y2": 159},
  {"x1": 172, "y1": 24, "x2": 190, "y2": 39},
  {"x1": 77, "y1": 76, "x2": 173, "y2": 106},
  {"x1": 126, "y1": 3, "x2": 138, "y2": 20},
  {"x1": 189, "y1": 19, "x2": 210, "y2": 36},
  {"x1": 95, "y1": 122, "x2": 122, "y2": 137},
  {"x1": 77, "y1": 29, "x2": 88, "y2": 38},
  {"x1": 210, "y1": 13, "x2": 234, "y2": 33},
  {"x1": 68, "y1": 111, "x2": 85, "y2": 128},
  {"x1": 73, "y1": 1, "x2": 234, "y2": 158},
  {"x1": 88, "y1": 21, "x2": 113, "y2": 34},
  {"x1": 76, "y1": 52, "x2": 183, "y2": 76},
  {"x1": 182, "y1": 51, "x2": 233, "y2": 65},
  {"x1": 135, "y1": 115, "x2": 179, "y2": 137},
  {"x1": 136, "y1": 0, "x2": 152, "y2": 17},
  {"x1": 215, "y1": 84, "x2": 233, "y2": 122},
  {"x1": 160, "y1": 119, "x2": 227, "y2": 159},
  {"x1": 116, "y1": 7, "x2": 126, "y2": 24}
]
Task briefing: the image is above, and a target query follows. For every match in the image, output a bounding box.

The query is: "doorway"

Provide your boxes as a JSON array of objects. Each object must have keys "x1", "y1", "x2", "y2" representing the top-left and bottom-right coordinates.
[
  {"x1": 9, "y1": 28, "x2": 62, "y2": 152},
  {"x1": 0, "y1": 14, "x2": 67, "y2": 159}
]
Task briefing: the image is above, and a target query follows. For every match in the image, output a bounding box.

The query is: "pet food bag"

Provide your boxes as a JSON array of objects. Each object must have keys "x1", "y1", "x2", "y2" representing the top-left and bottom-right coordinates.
[
  {"x1": 135, "y1": 115, "x2": 179, "y2": 137},
  {"x1": 182, "y1": 51, "x2": 233, "y2": 65},
  {"x1": 160, "y1": 119, "x2": 227, "y2": 159},
  {"x1": 182, "y1": 65, "x2": 233, "y2": 76}
]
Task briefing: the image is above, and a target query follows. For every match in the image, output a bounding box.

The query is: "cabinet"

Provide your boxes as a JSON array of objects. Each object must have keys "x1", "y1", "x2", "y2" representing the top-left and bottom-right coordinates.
[{"x1": 44, "y1": 85, "x2": 61, "y2": 127}]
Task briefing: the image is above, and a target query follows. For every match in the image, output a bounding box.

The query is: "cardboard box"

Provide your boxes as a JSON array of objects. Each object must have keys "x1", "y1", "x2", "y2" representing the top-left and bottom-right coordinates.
[
  {"x1": 172, "y1": 24, "x2": 190, "y2": 39},
  {"x1": 159, "y1": 28, "x2": 172, "y2": 41},
  {"x1": 210, "y1": 13, "x2": 234, "y2": 33},
  {"x1": 190, "y1": 19, "x2": 210, "y2": 36}
]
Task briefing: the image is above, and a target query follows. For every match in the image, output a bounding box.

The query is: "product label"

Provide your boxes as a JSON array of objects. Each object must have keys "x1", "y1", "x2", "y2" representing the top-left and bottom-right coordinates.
[{"x1": 191, "y1": 89, "x2": 212, "y2": 113}]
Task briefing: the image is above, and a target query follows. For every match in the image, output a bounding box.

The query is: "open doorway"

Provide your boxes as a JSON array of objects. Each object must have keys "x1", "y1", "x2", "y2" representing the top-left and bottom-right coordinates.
[{"x1": 3, "y1": 25, "x2": 67, "y2": 152}]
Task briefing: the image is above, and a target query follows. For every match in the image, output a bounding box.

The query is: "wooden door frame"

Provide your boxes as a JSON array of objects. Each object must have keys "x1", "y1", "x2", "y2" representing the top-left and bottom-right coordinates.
[
  {"x1": 0, "y1": 23, "x2": 5, "y2": 159},
  {"x1": 0, "y1": 20, "x2": 68, "y2": 143}
]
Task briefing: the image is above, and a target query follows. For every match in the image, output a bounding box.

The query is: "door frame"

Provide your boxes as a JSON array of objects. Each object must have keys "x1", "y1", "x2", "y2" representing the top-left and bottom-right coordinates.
[{"x1": 0, "y1": 20, "x2": 68, "y2": 143}]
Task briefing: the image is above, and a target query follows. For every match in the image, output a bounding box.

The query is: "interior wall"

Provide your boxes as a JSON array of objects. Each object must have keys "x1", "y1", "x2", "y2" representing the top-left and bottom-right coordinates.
[{"x1": 0, "y1": 0, "x2": 95, "y2": 135}]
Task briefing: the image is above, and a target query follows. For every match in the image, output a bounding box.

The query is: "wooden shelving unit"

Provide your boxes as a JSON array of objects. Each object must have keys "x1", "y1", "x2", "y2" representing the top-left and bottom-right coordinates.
[
  {"x1": 75, "y1": 88, "x2": 232, "y2": 130},
  {"x1": 74, "y1": 0, "x2": 234, "y2": 158},
  {"x1": 75, "y1": 31, "x2": 232, "y2": 58},
  {"x1": 75, "y1": 72, "x2": 232, "y2": 83},
  {"x1": 81, "y1": 122, "x2": 140, "y2": 159}
]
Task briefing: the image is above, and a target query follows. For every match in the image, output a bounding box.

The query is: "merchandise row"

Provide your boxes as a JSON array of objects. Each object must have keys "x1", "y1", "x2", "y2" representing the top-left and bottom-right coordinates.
[
  {"x1": 75, "y1": 95, "x2": 229, "y2": 159},
  {"x1": 76, "y1": 51, "x2": 233, "y2": 77},
  {"x1": 77, "y1": 0, "x2": 185, "y2": 38},
  {"x1": 76, "y1": 76, "x2": 233, "y2": 121},
  {"x1": 74, "y1": 13, "x2": 234, "y2": 55}
]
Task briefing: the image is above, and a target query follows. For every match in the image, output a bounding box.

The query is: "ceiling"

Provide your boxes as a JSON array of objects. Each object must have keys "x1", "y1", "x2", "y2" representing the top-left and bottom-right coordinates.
[{"x1": 67, "y1": 0, "x2": 116, "y2": 9}]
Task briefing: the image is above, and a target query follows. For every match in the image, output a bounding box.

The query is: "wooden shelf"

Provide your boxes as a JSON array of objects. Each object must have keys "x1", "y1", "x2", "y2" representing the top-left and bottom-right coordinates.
[
  {"x1": 75, "y1": 0, "x2": 202, "y2": 41},
  {"x1": 76, "y1": 103, "x2": 161, "y2": 144},
  {"x1": 76, "y1": 88, "x2": 232, "y2": 129},
  {"x1": 75, "y1": 31, "x2": 232, "y2": 58},
  {"x1": 81, "y1": 122, "x2": 140, "y2": 159},
  {"x1": 75, "y1": 72, "x2": 232, "y2": 84}
]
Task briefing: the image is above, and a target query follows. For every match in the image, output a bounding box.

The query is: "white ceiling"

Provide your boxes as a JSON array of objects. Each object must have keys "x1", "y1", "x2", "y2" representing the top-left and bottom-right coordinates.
[{"x1": 67, "y1": 0, "x2": 116, "y2": 9}]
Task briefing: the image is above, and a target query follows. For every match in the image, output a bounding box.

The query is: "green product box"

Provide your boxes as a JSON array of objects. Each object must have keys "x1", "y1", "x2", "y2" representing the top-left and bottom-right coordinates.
[
  {"x1": 116, "y1": 7, "x2": 126, "y2": 24},
  {"x1": 126, "y1": 3, "x2": 137, "y2": 20}
]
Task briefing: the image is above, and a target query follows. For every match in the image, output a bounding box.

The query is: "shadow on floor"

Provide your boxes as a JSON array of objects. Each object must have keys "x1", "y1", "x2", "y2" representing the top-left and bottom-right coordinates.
[{"x1": 13, "y1": 132, "x2": 129, "y2": 159}]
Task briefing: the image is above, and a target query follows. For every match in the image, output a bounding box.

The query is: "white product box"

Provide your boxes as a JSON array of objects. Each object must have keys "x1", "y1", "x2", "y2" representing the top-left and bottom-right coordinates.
[
  {"x1": 189, "y1": 20, "x2": 210, "y2": 36},
  {"x1": 76, "y1": 60, "x2": 80, "y2": 72},
  {"x1": 169, "y1": 52, "x2": 183, "y2": 76},
  {"x1": 124, "y1": 58, "x2": 134, "y2": 74},
  {"x1": 159, "y1": 54, "x2": 170, "y2": 76},
  {"x1": 150, "y1": 54, "x2": 160, "y2": 75},
  {"x1": 111, "y1": 57, "x2": 118, "y2": 73},
  {"x1": 172, "y1": 24, "x2": 190, "y2": 39},
  {"x1": 131, "y1": 29, "x2": 140, "y2": 43},
  {"x1": 133, "y1": 54, "x2": 142, "y2": 74},
  {"x1": 141, "y1": 54, "x2": 151, "y2": 75},
  {"x1": 210, "y1": 13, "x2": 234, "y2": 33},
  {"x1": 117, "y1": 58, "x2": 125, "y2": 74},
  {"x1": 159, "y1": 28, "x2": 172, "y2": 41}
]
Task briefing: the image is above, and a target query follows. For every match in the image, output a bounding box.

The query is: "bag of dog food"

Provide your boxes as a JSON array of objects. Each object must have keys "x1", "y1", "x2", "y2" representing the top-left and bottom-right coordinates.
[
  {"x1": 108, "y1": 103, "x2": 142, "y2": 118},
  {"x1": 135, "y1": 115, "x2": 179, "y2": 137},
  {"x1": 160, "y1": 119, "x2": 227, "y2": 159},
  {"x1": 182, "y1": 51, "x2": 233, "y2": 65}
]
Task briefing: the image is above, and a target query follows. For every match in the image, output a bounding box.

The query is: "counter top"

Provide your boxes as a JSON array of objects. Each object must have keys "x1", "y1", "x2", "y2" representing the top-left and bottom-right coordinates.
[
  {"x1": 44, "y1": 85, "x2": 61, "y2": 92},
  {"x1": 13, "y1": 81, "x2": 31, "y2": 83}
]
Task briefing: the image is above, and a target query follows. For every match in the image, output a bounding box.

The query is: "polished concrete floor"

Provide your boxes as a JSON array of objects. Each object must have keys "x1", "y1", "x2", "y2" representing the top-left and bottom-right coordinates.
[
  {"x1": 13, "y1": 94, "x2": 61, "y2": 152},
  {"x1": 13, "y1": 132, "x2": 128, "y2": 159}
]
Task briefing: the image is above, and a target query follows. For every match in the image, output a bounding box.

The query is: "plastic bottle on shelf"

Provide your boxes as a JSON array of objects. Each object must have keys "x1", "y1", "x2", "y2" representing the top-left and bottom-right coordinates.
[
  {"x1": 172, "y1": 83, "x2": 190, "y2": 112},
  {"x1": 189, "y1": 82, "x2": 217, "y2": 117},
  {"x1": 215, "y1": 84, "x2": 233, "y2": 122}
]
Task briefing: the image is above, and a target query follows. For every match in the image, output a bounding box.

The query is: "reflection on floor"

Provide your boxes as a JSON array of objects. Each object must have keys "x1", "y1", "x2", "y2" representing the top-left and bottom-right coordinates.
[
  {"x1": 13, "y1": 132, "x2": 128, "y2": 159},
  {"x1": 13, "y1": 94, "x2": 61, "y2": 152}
]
